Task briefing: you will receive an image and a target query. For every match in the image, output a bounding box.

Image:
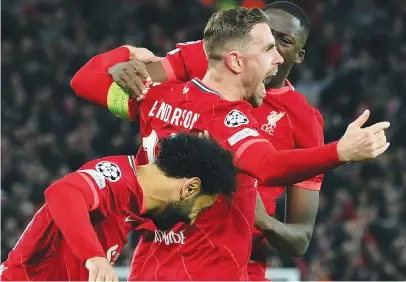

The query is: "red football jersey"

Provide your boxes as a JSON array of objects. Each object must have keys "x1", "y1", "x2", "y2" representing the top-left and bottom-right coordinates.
[
  {"x1": 130, "y1": 78, "x2": 281, "y2": 280},
  {"x1": 1, "y1": 156, "x2": 145, "y2": 281},
  {"x1": 248, "y1": 83, "x2": 325, "y2": 279},
  {"x1": 160, "y1": 40, "x2": 325, "y2": 280}
]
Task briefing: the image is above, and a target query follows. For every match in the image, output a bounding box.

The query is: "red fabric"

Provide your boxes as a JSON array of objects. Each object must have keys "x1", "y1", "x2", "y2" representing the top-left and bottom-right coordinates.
[
  {"x1": 165, "y1": 40, "x2": 207, "y2": 81},
  {"x1": 159, "y1": 40, "x2": 331, "y2": 279},
  {"x1": 327, "y1": 41, "x2": 342, "y2": 68},
  {"x1": 71, "y1": 46, "x2": 130, "y2": 107},
  {"x1": 70, "y1": 46, "x2": 139, "y2": 120},
  {"x1": 1, "y1": 156, "x2": 144, "y2": 281},
  {"x1": 128, "y1": 77, "x2": 340, "y2": 280},
  {"x1": 45, "y1": 174, "x2": 105, "y2": 262},
  {"x1": 241, "y1": 0, "x2": 265, "y2": 8}
]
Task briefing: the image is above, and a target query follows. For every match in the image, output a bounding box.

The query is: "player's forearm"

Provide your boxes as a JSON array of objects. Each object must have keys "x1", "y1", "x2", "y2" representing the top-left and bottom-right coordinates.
[
  {"x1": 71, "y1": 47, "x2": 130, "y2": 106},
  {"x1": 252, "y1": 142, "x2": 343, "y2": 186},
  {"x1": 45, "y1": 181, "x2": 106, "y2": 262},
  {"x1": 256, "y1": 216, "x2": 311, "y2": 256},
  {"x1": 70, "y1": 47, "x2": 138, "y2": 120}
]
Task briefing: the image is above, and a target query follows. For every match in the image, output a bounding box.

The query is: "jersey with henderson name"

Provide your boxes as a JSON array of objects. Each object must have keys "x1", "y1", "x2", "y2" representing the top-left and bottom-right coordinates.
[
  {"x1": 161, "y1": 39, "x2": 325, "y2": 279},
  {"x1": 131, "y1": 75, "x2": 271, "y2": 280}
]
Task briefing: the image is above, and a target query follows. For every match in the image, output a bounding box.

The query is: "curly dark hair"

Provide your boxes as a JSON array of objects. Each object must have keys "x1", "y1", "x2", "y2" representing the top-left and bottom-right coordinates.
[{"x1": 156, "y1": 132, "x2": 237, "y2": 198}]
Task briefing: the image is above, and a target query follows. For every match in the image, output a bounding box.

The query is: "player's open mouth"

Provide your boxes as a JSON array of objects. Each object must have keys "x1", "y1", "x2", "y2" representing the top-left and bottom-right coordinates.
[{"x1": 263, "y1": 70, "x2": 278, "y2": 84}]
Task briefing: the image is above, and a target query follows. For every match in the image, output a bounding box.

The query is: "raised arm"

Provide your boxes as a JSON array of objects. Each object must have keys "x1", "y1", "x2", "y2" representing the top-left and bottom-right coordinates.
[{"x1": 70, "y1": 46, "x2": 145, "y2": 120}]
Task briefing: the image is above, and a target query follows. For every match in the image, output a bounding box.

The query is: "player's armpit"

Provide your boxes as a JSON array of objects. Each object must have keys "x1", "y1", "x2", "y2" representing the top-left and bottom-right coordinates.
[
  {"x1": 235, "y1": 138, "x2": 341, "y2": 186},
  {"x1": 45, "y1": 175, "x2": 106, "y2": 262}
]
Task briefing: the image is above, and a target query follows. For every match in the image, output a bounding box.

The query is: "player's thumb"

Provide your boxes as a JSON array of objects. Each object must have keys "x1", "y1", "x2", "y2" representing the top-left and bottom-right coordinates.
[{"x1": 349, "y1": 109, "x2": 370, "y2": 129}]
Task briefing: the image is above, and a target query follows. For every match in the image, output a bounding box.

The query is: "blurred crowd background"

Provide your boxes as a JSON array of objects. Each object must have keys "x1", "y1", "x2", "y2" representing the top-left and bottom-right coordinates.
[{"x1": 2, "y1": 0, "x2": 406, "y2": 280}]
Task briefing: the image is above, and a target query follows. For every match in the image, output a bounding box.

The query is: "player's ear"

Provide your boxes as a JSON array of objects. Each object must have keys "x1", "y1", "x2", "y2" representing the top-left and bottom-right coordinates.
[
  {"x1": 295, "y1": 49, "x2": 305, "y2": 64},
  {"x1": 180, "y1": 177, "x2": 201, "y2": 199},
  {"x1": 225, "y1": 51, "x2": 244, "y2": 74}
]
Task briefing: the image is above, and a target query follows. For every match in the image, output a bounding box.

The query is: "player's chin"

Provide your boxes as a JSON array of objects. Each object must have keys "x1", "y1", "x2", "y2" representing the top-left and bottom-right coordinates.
[
  {"x1": 247, "y1": 96, "x2": 263, "y2": 108},
  {"x1": 254, "y1": 97, "x2": 264, "y2": 108}
]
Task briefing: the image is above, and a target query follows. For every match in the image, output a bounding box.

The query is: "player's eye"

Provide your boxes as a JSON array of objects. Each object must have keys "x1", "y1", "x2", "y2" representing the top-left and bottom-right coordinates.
[
  {"x1": 267, "y1": 45, "x2": 275, "y2": 51},
  {"x1": 280, "y1": 38, "x2": 291, "y2": 45}
]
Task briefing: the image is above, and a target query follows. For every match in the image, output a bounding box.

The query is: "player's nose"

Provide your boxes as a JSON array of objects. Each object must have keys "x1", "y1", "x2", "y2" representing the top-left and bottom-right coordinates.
[{"x1": 272, "y1": 49, "x2": 284, "y2": 65}]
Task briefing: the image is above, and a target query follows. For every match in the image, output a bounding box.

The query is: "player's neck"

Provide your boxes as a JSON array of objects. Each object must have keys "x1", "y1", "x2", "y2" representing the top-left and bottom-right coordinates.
[
  {"x1": 136, "y1": 164, "x2": 174, "y2": 216},
  {"x1": 265, "y1": 78, "x2": 287, "y2": 89},
  {"x1": 265, "y1": 74, "x2": 289, "y2": 89},
  {"x1": 202, "y1": 69, "x2": 245, "y2": 101}
]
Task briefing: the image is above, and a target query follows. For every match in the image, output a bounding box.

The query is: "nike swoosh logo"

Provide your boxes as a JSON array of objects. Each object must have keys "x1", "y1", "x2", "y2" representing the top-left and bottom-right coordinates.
[{"x1": 125, "y1": 216, "x2": 137, "y2": 222}]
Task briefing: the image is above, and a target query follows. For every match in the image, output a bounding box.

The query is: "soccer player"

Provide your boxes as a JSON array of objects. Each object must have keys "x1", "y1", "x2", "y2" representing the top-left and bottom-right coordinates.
[
  {"x1": 108, "y1": 2, "x2": 327, "y2": 280},
  {"x1": 0, "y1": 133, "x2": 237, "y2": 281},
  {"x1": 71, "y1": 7, "x2": 389, "y2": 280}
]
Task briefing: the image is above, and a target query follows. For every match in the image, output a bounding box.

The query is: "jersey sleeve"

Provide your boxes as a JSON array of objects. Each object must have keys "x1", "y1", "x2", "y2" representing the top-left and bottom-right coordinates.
[
  {"x1": 73, "y1": 155, "x2": 141, "y2": 214},
  {"x1": 292, "y1": 108, "x2": 325, "y2": 191},
  {"x1": 161, "y1": 40, "x2": 207, "y2": 82},
  {"x1": 44, "y1": 155, "x2": 140, "y2": 262},
  {"x1": 161, "y1": 47, "x2": 188, "y2": 82},
  {"x1": 206, "y1": 103, "x2": 341, "y2": 187},
  {"x1": 70, "y1": 47, "x2": 139, "y2": 121}
]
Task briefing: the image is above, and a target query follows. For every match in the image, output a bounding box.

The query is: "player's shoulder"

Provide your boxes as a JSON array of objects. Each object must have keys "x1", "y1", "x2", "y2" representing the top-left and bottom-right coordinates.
[
  {"x1": 167, "y1": 40, "x2": 204, "y2": 58},
  {"x1": 146, "y1": 80, "x2": 188, "y2": 97},
  {"x1": 77, "y1": 155, "x2": 136, "y2": 186},
  {"x1": 149, "y1": 80, "x2": 185, "y2": 90},
  {"x1": 209, "y1": 100, "x2": 257, "y2": 128},
  {"x1": 285, "y1": 90, "x2": 324, "y2": 124},
  {"x1": 174, "y1": 40, "x2": 204, "y2": 52}
]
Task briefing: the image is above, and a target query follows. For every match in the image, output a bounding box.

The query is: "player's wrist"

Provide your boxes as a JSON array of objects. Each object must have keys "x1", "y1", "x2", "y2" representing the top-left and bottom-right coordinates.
[
  {"x1": 122, "y1": 45, "x2": 138, "y2": 60},
  {"x1": 121, "y1": 45, "x2": 136, "y2": 60},
  {"x1": 82, "y1": 252, "x2": 107, "y2": 265},
  {"x1": 336, "y1": 139, "x2": 351, "y2": 162}
]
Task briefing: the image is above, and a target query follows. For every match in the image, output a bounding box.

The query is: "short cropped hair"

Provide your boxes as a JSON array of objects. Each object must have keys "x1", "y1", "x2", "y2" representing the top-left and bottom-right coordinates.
[
  {"x1": 203, "y1": 7, "x2": 268, "y2": 62},
  {"x1": 266, "y1": 1, "x2": 310, "y2": 36},
  {"x1": 156, "y1": 132, "x2": 237, "y2": 198}
]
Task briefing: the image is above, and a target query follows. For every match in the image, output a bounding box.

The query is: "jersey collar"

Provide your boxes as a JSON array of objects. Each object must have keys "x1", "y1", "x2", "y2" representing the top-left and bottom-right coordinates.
[
  {"x1": 191, "y1": 78, "x2": 223, "y2": 98},
  {"x1": 266, "y1": 79, "x2": 294, "y2": 95}
]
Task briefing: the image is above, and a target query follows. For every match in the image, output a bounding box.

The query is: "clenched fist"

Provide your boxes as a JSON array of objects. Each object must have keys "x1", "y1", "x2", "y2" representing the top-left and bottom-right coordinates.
[{"x1": 337, "y1": 110, "x2": 390, "y2": 162}]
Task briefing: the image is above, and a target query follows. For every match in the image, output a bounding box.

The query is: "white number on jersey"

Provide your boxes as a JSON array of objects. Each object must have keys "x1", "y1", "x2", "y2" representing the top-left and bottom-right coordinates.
[
  {"x1": 142, "y1": 130, "x2": 159, "y2": 164},
  {"x1": 142, "y1": 130, "x2": 177, "y2": 164}
]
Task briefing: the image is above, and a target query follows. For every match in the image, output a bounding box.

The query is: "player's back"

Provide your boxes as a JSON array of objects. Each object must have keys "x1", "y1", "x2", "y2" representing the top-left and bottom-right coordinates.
[
  {"x1": 132, "y1": 79, "x2": 258, "y2": 280},
  {"x1": 1, "y1": 156, "x2": 141, "y2": 281}
]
